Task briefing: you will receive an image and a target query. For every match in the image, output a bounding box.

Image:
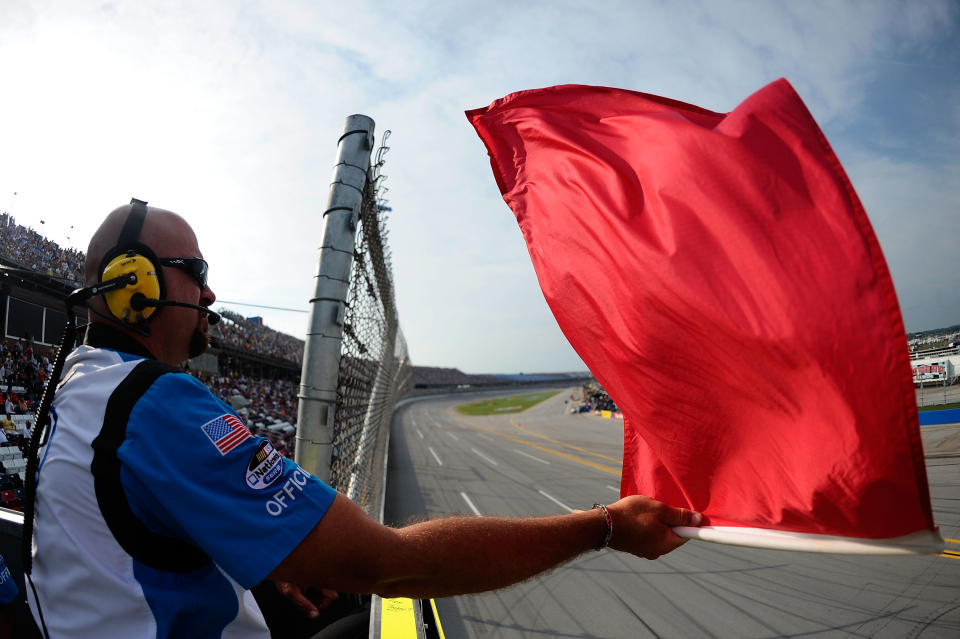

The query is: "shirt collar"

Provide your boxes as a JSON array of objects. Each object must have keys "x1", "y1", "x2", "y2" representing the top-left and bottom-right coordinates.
[{"x1": 84, "y1": 322, "x2": 158, "y2": 360}]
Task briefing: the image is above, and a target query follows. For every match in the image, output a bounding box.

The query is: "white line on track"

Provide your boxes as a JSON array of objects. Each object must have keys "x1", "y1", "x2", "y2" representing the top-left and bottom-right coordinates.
[
  {"x1": 606, "y1": 485, "x2": 619, "y2": 493},
  {"x1": 471, "y1": 448, "x2": 499, "y2": 466},
  {"x1": 447, "y1": 432, "x2": 460, "y2": 441},
  {"x1": 460, "y1": 492, "x2": 483, "y2": 516},
  {"x1": 514, "y1": 449, "x2": 550, "y2": 465},
  {"x1": 415, "y1": 428, "x2": 424, "y2": 440},
  {"x1": 428, "y1": 447, "x2": 443, "y2": 466},
  {"x1": 538, "y1": 490, "x2": 574, "y2": 512}
]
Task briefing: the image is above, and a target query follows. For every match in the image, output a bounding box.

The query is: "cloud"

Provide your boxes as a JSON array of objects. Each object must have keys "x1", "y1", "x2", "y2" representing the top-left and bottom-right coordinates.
[
  {"x1": 1, "y1": 0, "x2": 956, "y2": 371},
  {"x1": 844, "y1": 152, "x2": 960, "y2": 330}
]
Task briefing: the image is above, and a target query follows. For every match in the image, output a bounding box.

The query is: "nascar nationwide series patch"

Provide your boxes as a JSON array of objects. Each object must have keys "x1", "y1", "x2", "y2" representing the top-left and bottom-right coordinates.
[
  {"x1": 246, "y1": 440, "x2": 284, "y2": 490},
  {"x1": 201, "y1": 414, "x2": 251, "y2": 455}
]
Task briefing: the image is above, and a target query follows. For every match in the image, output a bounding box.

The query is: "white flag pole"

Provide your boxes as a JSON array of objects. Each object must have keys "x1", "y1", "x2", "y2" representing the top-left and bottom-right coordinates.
[{"x1": 673, "y1": 525, "x2": 945, "y2": 555}]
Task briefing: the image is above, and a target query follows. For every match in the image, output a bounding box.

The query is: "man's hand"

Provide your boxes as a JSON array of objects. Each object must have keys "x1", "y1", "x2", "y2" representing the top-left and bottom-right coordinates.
[
  {"x1": 606, "y1": 495, "x2": 702, "y2": 559},
  {"x1": 275, "y1": 581, "x2": 339, "y2": 619}
]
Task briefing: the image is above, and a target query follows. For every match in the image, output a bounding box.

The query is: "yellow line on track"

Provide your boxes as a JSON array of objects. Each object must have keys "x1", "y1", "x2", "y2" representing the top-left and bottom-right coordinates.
[
  {"x1": 446, "y1": 410, "x2": 621, "y2": 476},
  {"x1": 940, "y1": 551, "x2": 960, "y2": 560},
  {"x1": 943, "y1": 537, "x2": 960, "y2": 545},
  {"x1": 429, "y1": 599, "x2": 446, "y2": 639},
  {"x1": 509, "y1": 417, "x2": 622, "y2": 463}
]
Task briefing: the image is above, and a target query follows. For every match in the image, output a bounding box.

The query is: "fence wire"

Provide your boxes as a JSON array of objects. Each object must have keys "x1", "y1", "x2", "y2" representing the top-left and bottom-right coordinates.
[{"x1": 328, "y1": 133, "x2": 413, "y2": 519}]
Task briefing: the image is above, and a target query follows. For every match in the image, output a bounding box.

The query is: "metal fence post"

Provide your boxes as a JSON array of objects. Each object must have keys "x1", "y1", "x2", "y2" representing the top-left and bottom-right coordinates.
[{"x1": 296, "y1": 115, "x2": 375, "y2": 481}]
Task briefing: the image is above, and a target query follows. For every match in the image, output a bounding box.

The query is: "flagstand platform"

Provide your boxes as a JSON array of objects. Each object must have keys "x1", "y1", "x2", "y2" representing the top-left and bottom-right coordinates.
[{"x1": 674, "y1": 525, "x2": 945, "y2": 555}]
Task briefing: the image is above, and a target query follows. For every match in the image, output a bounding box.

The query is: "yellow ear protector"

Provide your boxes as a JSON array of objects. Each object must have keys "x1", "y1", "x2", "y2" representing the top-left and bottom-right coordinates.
[
  {"x1": 101, "y1": 250, "x2": 162, "y2": 323},
  {"x1": 97, "y1": 198, "x2": 166, "y2": 325}
]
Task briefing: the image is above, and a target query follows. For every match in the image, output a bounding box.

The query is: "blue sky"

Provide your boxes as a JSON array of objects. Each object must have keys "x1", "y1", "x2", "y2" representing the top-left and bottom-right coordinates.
[{"x1": 1, "y1": 1, "x2": 957, "y2": 372}]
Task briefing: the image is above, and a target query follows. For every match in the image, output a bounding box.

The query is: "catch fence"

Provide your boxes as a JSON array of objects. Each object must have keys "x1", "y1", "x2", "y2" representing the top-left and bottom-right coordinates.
[{"x1": 296, "y1": 117, "x2": 412, "y2": 521}]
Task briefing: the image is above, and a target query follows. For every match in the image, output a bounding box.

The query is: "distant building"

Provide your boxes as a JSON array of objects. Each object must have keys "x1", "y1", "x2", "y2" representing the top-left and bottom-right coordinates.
[{"x1": 910, "y1": 346, "x2": 959, "y2": 386}]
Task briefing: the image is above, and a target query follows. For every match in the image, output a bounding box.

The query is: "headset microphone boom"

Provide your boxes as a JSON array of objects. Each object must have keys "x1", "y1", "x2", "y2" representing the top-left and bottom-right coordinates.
[{"x1": 128, "y1": 293, "x2": 221, "y2": 325}]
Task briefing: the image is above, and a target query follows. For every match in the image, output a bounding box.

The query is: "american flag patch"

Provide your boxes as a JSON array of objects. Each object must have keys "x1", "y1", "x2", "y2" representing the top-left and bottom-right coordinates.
[{"x1": 201, "y1": 414, "x2": 251, "y2": 455}]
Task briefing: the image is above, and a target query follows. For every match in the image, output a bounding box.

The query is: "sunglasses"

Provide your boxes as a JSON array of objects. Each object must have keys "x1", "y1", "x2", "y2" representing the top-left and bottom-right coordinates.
[{"x1": 158, "y1": 257, "x2": 209, "y2": 289}]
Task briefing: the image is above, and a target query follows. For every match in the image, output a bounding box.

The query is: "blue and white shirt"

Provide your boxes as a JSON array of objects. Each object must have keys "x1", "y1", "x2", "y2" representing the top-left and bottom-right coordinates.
[
  {"x1": 0, "y1": 554, "x2": 17, "y2": 606},
  {"x1": 28, "y1": 327, "x2": 337, "y2": 638}
]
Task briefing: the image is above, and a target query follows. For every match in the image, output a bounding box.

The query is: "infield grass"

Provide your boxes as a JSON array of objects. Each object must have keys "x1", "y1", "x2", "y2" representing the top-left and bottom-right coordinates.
[
  {"x1": 918, "y1": 402, "x2": 960, "y2": 411},
  {"x1": 455, "y1": 391, "x2": 561, "y2": 416}
]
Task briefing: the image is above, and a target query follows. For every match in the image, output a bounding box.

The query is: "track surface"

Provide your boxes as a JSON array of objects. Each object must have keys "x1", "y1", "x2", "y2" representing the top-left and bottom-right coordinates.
[{"x1": 384, "y1": 389, "x2": 960, "y2": 638}]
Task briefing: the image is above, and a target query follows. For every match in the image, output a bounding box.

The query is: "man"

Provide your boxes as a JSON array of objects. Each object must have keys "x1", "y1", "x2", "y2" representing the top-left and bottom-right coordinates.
[{"x1": 28, "y1": 202, "x2": 700, "y2": 637}]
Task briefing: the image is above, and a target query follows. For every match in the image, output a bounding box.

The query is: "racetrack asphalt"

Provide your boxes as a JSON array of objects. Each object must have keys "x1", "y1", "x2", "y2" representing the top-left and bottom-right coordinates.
[{"x1": 384, "y1": 388, "x2": 960, "y2": 639}]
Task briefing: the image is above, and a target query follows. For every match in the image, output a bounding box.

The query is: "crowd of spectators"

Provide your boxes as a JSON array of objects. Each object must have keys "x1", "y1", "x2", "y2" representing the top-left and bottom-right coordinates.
[
  {"x1": 578, "y1": 382, "x2": 619, "y2": 413},
  {"x1": 411, "y1": 365, "x2": 502, "y2": 387},
  {"x1": 190, "y1": 370, "x2": 300, "y2": 459},
  {"x1": 1, "y1": 212, "x2": 306, "y2": 366},
  {"x1": 210, "y1": 309, "x2": 304, "y2": 365},
  {"x1": 0, "y1": 338, "x2": 38, "y2": 513},
  {"x1": 1, "y1": 337, "x2": 53, "y2": 419},
  {"x1": 0, "y1": 213, "x2": 84, "y2": 288}
]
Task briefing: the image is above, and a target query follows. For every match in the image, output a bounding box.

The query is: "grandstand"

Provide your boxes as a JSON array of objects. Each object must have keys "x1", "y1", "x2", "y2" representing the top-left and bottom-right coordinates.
[
  {"x1": 412, "y1": 365, "x2": 590, "y2": 389},
  {"x1": 212, "y1": 308, "x2": 305, "y2": 367},
  {"x1": 411, "y1": 365, "x2": 502, "y2": 387},
  {"x1": 0, "y1": 213, "x2": 83, "y2": 290}
]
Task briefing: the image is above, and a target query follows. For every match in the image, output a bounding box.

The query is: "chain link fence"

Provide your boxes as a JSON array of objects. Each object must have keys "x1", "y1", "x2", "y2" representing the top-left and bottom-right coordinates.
[{"x1": 325, "y1": 132, "x2": 413, "y2": 519}]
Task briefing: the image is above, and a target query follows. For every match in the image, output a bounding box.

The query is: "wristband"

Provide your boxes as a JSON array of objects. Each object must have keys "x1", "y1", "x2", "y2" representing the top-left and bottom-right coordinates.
[{"x1": 592, "y1": 503, "x2": 613, "y2": 550}]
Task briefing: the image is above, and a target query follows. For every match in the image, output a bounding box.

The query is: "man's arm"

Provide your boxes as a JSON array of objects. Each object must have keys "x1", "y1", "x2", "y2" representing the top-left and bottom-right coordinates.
[{"x1": 270, "y1": 493, "x2": 700, "y2": 599}]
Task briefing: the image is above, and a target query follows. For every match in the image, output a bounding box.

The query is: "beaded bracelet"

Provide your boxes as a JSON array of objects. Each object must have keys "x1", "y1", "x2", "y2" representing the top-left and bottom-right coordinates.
[{"x1": 592, "y1": 503, "x2": 613, "y2": 550}]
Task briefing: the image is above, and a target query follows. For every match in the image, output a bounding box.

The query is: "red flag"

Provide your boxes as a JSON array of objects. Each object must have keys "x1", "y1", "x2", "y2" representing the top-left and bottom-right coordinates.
[{"x1": 467, "y1": 80, "x2": 941, "y2": 552}]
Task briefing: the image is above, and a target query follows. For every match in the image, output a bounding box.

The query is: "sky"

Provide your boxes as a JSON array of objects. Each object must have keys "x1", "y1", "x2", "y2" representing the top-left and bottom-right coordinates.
[{"x1": 1, "y1": 0, "x2": 957, "y2": 373}]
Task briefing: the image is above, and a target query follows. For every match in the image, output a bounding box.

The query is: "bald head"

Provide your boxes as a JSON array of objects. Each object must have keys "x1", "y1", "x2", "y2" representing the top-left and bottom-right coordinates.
[
  {"x1": 84, "y1": 203, "x2": 197, "y2": 286},
  {"x1": 83, "y1": 201, "x2": 216, "y2": 365}
]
